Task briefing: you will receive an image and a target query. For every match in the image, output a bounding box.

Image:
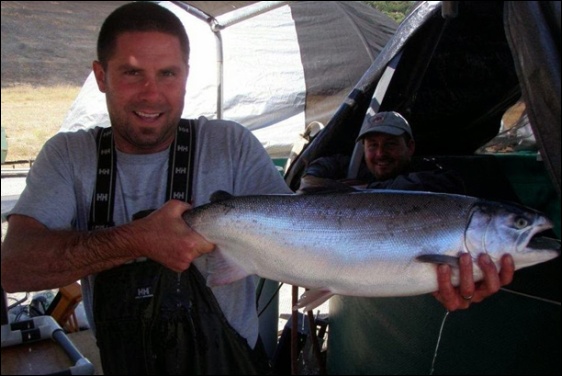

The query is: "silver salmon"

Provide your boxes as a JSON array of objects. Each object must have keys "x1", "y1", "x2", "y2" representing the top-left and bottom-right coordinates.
[{"x1": 182, "y1": 190, "x2": 560, "y2": 311}]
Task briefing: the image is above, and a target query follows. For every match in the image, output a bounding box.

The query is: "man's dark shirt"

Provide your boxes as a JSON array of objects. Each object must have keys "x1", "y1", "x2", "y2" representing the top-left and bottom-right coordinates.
[{"x1": 301, "y1": 154, "x2": 466, "y2": 194}]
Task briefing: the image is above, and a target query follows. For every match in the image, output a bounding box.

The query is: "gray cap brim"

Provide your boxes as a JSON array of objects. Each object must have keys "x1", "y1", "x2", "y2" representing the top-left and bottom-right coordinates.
[{"x1": 356, "y1": 125, "x2": 407, "y2": 142}]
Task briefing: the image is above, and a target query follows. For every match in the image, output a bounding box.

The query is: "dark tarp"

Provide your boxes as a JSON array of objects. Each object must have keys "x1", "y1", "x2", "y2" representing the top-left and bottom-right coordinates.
[
  {"x1": 291, "y1": 1, "x2": 396, "y2": 127},
  {"x1": 504, "y1": 1, "x2": 561, "y2": 198},
  {"x1": 179, "y1": 1, "x2": 260, "y2": 19}
]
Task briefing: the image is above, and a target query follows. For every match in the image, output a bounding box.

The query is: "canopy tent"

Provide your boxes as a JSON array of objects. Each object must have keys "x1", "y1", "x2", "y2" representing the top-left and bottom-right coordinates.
[{"x1": 60, "y1": 0, "x2": 397, "y2": 158}]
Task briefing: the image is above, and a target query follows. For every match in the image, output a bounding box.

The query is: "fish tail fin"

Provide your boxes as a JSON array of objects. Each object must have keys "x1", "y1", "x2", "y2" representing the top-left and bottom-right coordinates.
[{"x1": 294, "y1": 288, "x2": 334, "y2": 312}]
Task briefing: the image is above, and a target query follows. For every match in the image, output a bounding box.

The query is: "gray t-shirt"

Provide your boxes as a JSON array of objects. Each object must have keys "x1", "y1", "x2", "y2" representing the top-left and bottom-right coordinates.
[{"x1": 10, "y1": 116, "x2": 292, "y2": 347}]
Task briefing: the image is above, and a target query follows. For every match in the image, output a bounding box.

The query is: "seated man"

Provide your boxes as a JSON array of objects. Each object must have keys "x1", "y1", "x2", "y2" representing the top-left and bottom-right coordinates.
[
  {"x1": 299, "y1": 111, "x2": 465, "y2": 194},
  {"x1": 298, "y1": 111, "x2": 514, "y2": 310}
]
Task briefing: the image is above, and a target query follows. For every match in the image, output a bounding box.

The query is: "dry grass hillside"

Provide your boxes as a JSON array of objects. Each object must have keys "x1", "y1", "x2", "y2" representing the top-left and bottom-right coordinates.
[
  {"x1": 1, "y1": 1, "x2": 128, "y2": 162},
  {"x1": 1, "y1": 1, "x2": 129, "y2": 87},
  {"x1": 2, "y1": 85, "x2": 81, "y2": 162}
]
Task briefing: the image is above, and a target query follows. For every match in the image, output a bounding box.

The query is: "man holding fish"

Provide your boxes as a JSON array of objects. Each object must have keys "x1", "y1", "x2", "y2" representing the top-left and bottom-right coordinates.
[{"x1": 1, "y1": 2, "x2": 517, "y2": 374}]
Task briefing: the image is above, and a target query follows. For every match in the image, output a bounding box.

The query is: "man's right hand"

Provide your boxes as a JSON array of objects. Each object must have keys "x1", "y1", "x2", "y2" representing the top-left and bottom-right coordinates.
[
  {"x1": 128, "y1": 200, "x2": 215, "y2": 272},
  {"x1": 1, "y1": 201, "x2": 215, "y2": 293}
]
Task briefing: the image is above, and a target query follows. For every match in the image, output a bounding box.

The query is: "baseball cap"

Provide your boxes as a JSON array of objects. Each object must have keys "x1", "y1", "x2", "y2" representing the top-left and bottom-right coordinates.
[{"x1": 356, "y1": 111, "x2": 413, "y2": 142}]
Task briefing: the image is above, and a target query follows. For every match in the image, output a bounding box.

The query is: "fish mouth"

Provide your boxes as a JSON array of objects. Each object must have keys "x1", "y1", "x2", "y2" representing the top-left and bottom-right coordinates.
[
  {"x1": 526, "y1": 235, "x2": 561, "y2": 253},
  {"x1": 519, "y1": 213, "x2": 560, "y2": 256},
  {"x1": 519, "y1": 225, "x2": 561, "y2": 269},
  {"x1": 521, "y1": 213, "x2": 559, "y2": 253}
]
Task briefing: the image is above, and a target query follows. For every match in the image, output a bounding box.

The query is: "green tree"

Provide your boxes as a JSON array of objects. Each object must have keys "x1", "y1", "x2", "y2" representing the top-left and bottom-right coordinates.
[{"x1": 363, "y1": 1, "x2": 415, "y2": 23}]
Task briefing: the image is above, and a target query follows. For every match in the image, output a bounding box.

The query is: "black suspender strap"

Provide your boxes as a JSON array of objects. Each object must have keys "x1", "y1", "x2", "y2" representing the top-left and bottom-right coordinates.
[
  {"x1": 88, "y1": 119, "x2": 196, "y2": 230},
  {"x1": 89, "y1": 127, "x2": 116, "y2": 229},
  {"x1": 166, "y1": 119, "x2": 196, "y2": 203}
]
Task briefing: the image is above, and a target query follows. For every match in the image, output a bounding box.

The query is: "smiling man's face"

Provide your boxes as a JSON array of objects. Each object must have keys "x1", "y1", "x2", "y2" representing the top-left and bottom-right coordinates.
[
  {"x1": 363, "y1": 133, "x2": 415, "y2": 180},
  {"x1": 93, "y1": 31, "x2": 188, "y2": 154}
]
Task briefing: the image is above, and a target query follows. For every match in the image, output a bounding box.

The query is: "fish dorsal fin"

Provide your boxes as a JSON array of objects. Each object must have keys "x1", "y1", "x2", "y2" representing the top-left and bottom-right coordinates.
[
  {"x1": 210, "y1": 190, "x2": 234, "y2": 202},
  {"x1": 293, "y1": 288, "x2": 334, "y2": 312}
]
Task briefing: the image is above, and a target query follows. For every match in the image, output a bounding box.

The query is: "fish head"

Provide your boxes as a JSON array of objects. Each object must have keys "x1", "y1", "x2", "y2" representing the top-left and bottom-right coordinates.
[{"x1": 464, "y1": 200, "x2": 560, "y2": 270}]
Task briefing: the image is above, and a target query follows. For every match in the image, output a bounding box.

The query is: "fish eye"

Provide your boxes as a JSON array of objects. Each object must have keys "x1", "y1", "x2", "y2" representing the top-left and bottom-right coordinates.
[{"x1": 514, "y1": 216, "x2": 529, "y2": 229}]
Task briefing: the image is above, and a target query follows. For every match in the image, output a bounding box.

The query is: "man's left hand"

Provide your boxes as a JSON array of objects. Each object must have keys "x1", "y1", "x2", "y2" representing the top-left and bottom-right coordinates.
[{"x1": 432, "y1": 253, "x2": 515, "y2": 311}]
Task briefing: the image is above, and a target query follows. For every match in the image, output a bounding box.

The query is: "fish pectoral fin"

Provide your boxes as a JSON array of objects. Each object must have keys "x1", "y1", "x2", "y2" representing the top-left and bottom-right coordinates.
[
  {"x1": 205, "y1": 250, "x2": 250, "y2": 286},
  {"x1": 293, "y1": 288, "x2": 334, "y2": 312},
  {"x1": 416, "y1": 254, "x2": 459, "y2": 268}
]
